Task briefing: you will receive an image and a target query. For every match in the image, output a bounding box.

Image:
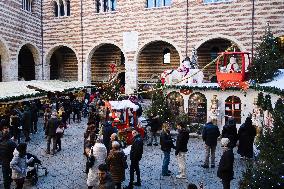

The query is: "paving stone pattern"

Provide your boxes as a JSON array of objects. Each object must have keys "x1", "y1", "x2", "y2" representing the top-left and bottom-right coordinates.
[{"x1": 1, "y1": 118, "x2": 246, "y2": 189}]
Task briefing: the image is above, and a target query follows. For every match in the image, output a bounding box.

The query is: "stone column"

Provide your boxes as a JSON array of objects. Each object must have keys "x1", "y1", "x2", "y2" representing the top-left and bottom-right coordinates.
[{"x1": 125, "y1": 61, "x2": 137, "y2": 95}]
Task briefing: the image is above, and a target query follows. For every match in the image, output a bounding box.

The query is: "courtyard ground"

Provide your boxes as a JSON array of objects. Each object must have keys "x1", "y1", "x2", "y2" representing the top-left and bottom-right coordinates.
[{"x1": 1, "y1": 117, "x2": 247, "y2": 189}]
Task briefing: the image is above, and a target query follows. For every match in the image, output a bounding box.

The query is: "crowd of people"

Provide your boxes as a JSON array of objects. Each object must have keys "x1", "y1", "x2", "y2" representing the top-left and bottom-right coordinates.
[{"x1": 0, "y1": 89, "x2": 258, "y2": 189}]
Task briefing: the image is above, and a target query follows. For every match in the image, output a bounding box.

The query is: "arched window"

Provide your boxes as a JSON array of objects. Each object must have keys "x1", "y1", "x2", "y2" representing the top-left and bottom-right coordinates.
[
  {"x1": 59, "y1": 0, "x2": 65, "y2": 16},
  {"x1": 167, "y1": 92, "x2": 184, "y2": 116},
  {"x1": 225, "y1": 96, "x2": 241, "y2": 124},
  {"x1": 66, "y1": 0, "x2": 71, "y2": 16},
  {"x1": 163, "y1": 48, "x2": 171, "y2": 64},
  {"x1": 22, "y1": 0, "x2": 32, "y2": 12},
  {"x1": 96, "y1": 0, "x2": 117, "y2": 12},
  {"x1": 54, "y1": 1, "x2": 59, "y2": 17},
  {"x1": 146, "y1": 0, "x2": 171, "y2": 8},
  {"x1": 188, "y1": 92, "x2": 207, "y2": 123}
]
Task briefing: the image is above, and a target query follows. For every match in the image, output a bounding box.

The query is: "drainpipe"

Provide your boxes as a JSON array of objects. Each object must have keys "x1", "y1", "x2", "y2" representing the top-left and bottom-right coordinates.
[
  {"x1": 41, "y1": 0, "x2": 44, "y2": 80},
  {"x1": 251, "y1": 0, "x2": 255, "y2": 59},
  {"x1": 80, "y1": 0, "x2": 84, "y2": 82}
]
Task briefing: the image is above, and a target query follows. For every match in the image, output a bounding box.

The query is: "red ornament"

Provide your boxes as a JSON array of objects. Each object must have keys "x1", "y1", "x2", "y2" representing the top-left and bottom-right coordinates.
[
  {"x1": 109, "y1": 63, "x2": 116, "y2": 73},
  {"x1": 180, "y1": 89, "x2": 192, "y2": 95}
]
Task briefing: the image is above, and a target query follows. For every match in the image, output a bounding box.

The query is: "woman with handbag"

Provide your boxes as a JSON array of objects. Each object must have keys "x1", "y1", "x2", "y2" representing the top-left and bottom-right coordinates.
[
  {"x1": 55, "y1": 122, "x2": 65, "y2": 152},
  {"x1": 106, "y1": 141, "x2": 127, "y2": 189},
  {"x1": 87, "y1": 137, "x2": 107, "y2": 189}
]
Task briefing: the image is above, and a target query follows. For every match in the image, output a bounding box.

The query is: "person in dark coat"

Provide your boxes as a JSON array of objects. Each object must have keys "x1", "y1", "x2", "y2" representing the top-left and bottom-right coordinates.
[
  {"x1": 222, "y1": 117, "x2": 238, "y2": 149},
  {"x1": 106, "y1": 141, "x2": 127, "y2": 189},
  {"x1": 201, "y1": 117, "x2": 220, "y2": 168},
  {"x1": 22, "y1": 106, "x2": 32, "y2": 142},
  {"x1": 217, "y1": 138, "x2": 234, "y2": 189},
  {"x1": 0, "y1": 132, "x2": 17, "y2": 189},
  {"x1": 103, "y1": 121, "x2": 115, "y2": 155},
  {"x1": 10, "y1": 110, "x2": 21, "y2": 143},
  {"x1": 45, "y1": 112, "x2": 59, "y2": 155},
  {"x1": 175, "y1": 122, "x2": 190, "y2": 179},
  {"x1": 147, "y1": 114, "x2": 160, "y2": 146},
  {"x1": 30, "y1": 102, "x2": 38, "y2": 134},
  {"x1": 160, "y1": 122, "x2": 175, "y2": 176},
  {"x1": 237, "y1": 116, "x2": 256, "y2": 159},
  {"x1": 126, "y1": 130, "x2": 143, "y2": 189}
]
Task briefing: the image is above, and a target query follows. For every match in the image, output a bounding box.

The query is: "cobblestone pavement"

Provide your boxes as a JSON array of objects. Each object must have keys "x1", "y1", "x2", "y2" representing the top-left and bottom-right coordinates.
[{"x1": 1, "y1": 117, "x2": 247, "y2": 189}]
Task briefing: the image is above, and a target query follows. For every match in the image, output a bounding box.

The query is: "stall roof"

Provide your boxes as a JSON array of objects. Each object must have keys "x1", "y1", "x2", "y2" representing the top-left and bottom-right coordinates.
[{"x1": 108, "y1": 100, "x2": 139, "y2": 110}]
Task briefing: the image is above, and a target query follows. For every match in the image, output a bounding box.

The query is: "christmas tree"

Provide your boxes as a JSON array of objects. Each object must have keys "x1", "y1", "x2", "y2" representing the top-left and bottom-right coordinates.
[
  {"x1": 257, "y1": 92, "x2": 264, "y2": 108},
  {"x1": 240, "y1": 98, "x2": 284, "y2": 189},
  {"x1": 249, "y1": 23, "x2": 283, "y2": 83},
  {"x1": 263, "y1": 94, "x2": 273, "y2": 111},
  {"x1": 145, "y1": 86, "x2": 173, "y2": 123}
]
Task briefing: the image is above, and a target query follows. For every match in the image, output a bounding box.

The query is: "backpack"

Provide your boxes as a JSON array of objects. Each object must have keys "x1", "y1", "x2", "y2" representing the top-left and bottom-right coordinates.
[{"x1": 86, "y1": 148, "x2": 96, "y2": 168}]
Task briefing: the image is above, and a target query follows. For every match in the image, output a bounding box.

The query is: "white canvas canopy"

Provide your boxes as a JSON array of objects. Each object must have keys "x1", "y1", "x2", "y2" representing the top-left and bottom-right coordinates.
[{"x1": 108, "y1": 100, "x2": 139, "y2": 111}]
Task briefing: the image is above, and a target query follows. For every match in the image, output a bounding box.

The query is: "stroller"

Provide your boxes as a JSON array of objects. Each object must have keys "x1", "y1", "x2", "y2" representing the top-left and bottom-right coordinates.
[{"x1": 26, "y1": 153, "x2": 48, "y2": 185}]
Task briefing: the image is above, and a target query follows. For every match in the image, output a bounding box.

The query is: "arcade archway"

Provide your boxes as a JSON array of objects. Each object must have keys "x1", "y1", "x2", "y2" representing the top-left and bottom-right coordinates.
[
  {"x1": 18, "y1": 44, "x2": 36, "y2": 81},
  {"x1": 137, "y1": 41, "x2": 180, "y2": 83},
  {"x1": 90, "y1": 44, "x2": 125, "y2": 84},
  {"x1": 197, "y1": 38, "x2": 240, "y2": 82},
  {"x1": 49, "y1": 46, "x2": 78, "y2": 81}
]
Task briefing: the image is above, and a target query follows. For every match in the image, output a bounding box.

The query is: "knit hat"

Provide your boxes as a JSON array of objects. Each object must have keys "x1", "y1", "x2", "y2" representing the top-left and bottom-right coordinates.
[{"x1": 221, "y1": 138, "x2": 230, "y2": 147}]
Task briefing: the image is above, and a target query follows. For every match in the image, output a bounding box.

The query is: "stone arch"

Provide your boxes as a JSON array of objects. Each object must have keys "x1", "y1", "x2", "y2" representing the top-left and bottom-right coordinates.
[
  {"x1": 166, "y1": 91, "x2": 184, "y2": 116},
  {"x1": 188, "y1": 92, "x2": 207, "y2": 124},
  {"x1": 134, "y1": 38, "x2": 182, "y2": 65},
  {"x1": 194, "y1": 35, "x2": 245, "y2": 82},
  {"x1": 17, "y1": 43, "x2": 41, "y2": 81},
  {"x1": 45, "y1": 44, "x2": 79, "y2": 81},
  {"x1": 0, "y1": 37, "x2": 10, "y2": 82},
  {"x1": 194, "y1": 35, "x2": 246, "y2": 52},
  {"x1": 85, "y1": 42, "x2": 126, "y2": 84},
  {"x1": 135, "y1": 39, "x2": 181, "y2": 83}
]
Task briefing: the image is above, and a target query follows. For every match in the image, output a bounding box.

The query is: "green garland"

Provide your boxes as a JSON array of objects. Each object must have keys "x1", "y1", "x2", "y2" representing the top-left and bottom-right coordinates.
[
  {"x1": 0, "y1": 85, "x2": 96, "y2": 103},
  {"x1": 161, "y1": 84, "x2": 284, "y2": 96}
]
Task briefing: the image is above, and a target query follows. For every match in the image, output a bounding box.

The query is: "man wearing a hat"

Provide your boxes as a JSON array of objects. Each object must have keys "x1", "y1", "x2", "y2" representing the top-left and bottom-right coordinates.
[{"x1": 217, "y1": 138, "x2": 234, "y2": 189}]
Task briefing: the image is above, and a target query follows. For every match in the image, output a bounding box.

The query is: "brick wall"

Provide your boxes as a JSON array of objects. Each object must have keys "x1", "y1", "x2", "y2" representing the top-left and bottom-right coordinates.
[
  {"x1": 0, "y1": 0, "x2": 283, "y2": 93},
  {"x1": 0, "y1": 0, "x2": 42, "y2": 81}
]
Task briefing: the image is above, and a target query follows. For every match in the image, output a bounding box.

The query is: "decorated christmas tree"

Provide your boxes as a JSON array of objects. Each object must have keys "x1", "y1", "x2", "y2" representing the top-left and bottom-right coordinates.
[
  {"x1": 145, "y1": 86, "x2": 173, "y2": 123},
  {"x1": 240, "y1": 98, "x2": 284, "y2": 189},
  {"x1": 249, "y1": 23, "x2": 283, "y2": 83}
]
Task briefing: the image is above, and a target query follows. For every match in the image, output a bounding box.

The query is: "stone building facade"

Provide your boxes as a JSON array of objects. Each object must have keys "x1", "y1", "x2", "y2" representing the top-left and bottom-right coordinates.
[{"x1": 0, "y1": 0, "x2": 284, "y2": 93}]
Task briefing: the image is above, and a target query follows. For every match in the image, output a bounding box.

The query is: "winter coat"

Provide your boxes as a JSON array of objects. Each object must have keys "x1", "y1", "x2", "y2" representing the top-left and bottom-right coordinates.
[
  {"x1": 87, "y1": 142, "x2": 107, "y2": 187},
  {"x1": 160, "y1": 130, "x2": 175, "y2": 152},
  {"x1": 130, "y1": 134, "x2": 143, "y2": 162},
  {"x1": 175, "y1": 129, "x2": 190, "y2": 155},
  {"x1": 106, "y1": 150, "x2": 126, "y2": 183},
  {"x1": 98, "y1": 173, "x2": 115, "y2": 189},
  {"x1": 10, "y1": 149, "x2": 32, "y2": 179},
  {"x1": 237, "y1": 119, "x2": 256, "y2": 158},
  {"x1": 149, "y1": 117, "x2": 160, "y2": 133},
  {"x1": 202, "y1": 122, "x2": 220, "y2": 147},
  {"x1": 217, "y1": 149, "x2": 234, "y2": 181},
  {"x1": 22, "y1": 110, "x2": 32, "y2": 131},
  {"x1": 46, "y1": 117, "x2": 59, "y2": 136},
  {"x1": 222, "y1": 123, "x2": 238, "y2": 148},
  {"x1": 0, "y1": 139, "x2": 17, "y2": 167},
  {"x1": 103, "y1": 123, "x2": 115, "y2": 153}
]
